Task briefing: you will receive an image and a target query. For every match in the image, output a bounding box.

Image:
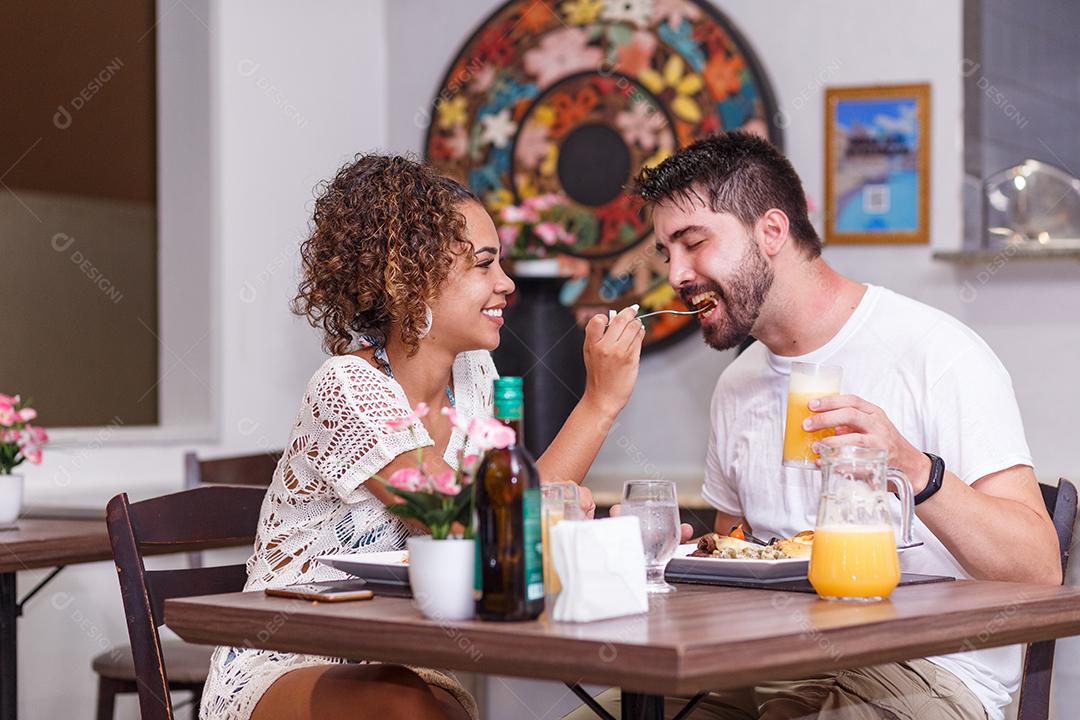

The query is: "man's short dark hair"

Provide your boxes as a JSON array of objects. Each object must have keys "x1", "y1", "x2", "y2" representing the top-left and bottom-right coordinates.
[{"x1": 634, "y1": 131, "x2": 822, "y2": 258}]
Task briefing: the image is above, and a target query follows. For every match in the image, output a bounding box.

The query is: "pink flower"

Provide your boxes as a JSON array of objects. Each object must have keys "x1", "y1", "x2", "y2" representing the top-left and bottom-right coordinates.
[
  {"x1": 469, "y1": 416, "x2": 516, "y2": 451},
  {"x1": 21, "y1": 447, "x2": 42, "y2": 465},
  {"x1": 498, "y1": 224, "x2": 520, "y2": 249},
  {"x1": 1, "y1": 429, "x2": 21, "y2": 444},
  {"x1": 385, "y1": 402, "x2": 429, "y2": 431},
  {"x1": 470, "y1": 63, "x2": 497, "y2": 94},
  {"x1": 0, "y1": 394, "x2": 19, "y2": 407},
  {"x1": 615, "y1": 102, "x2": 666, "y2": 152},
  {"x1": 500, "y1": 205, "x2": 539, "y2": 224},
  {"x1": 444, "y1": 125, "x2": 468, "y2": 160},
  {"x1": 430, "y1": 469, "x2": 461, "y2": 496},
  {"x1": 24, "y1": 425, "x2": 47, "y2": 445},
  {"x1": 514, "y1": 121, "x2": 551, "y2": 170},
  {"x1": 652, "y1": 0, "x2": 701, "y2": 29},
  {"x1": 387, "y1": 467, "x2": 425, "y2": 492},
  {"x1": 522, "y1": 193, "x2": 561, "y2": 212},
  {"x1": 17, "y1": 408, "x2": 36, "y2": 423},
  {"x1": 0, "y1": 406, "x2": 14, "y2": 428},
  {"x1": 534, "y1": 222, "x2": 563, "y2": 246},
  {"x1": 523, "y1": 27, "x2": 603, "y2": 89},
  {"x1": 441, "y1": 406, "x2": 473, "y2": 435}
]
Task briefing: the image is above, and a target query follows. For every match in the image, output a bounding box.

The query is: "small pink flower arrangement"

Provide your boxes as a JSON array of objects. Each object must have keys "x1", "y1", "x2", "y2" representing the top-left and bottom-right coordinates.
[
  {"x1": 497, "y1": 193, "x2": 580, "y2": 260},
  {"x1": 374, "y1": 403, "x2": 515, "y2": 539},
  {"x1": 0, "y1": 394, "x2": 48, "y2": 474}
]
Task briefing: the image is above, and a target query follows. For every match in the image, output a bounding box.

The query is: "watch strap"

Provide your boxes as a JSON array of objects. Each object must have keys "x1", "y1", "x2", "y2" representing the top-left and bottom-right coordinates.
[{"x1": 915, "y1": 452, "x2": 945, "y2": 505}]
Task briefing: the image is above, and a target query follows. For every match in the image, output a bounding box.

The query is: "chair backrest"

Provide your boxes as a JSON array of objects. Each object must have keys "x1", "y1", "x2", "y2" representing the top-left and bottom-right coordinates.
[
  {"x1": 182, "y1": 450, "x2": 279, "y2": 569},
  {"x1": 183, "y1": 450, "x2": 282, "y2": 488},
  {"x1": 1018, "y1": 478, "x2": 1077, "y2": 720},
  {"x1": 106, "y1": 486, "x2": 266, "y2": 720}
]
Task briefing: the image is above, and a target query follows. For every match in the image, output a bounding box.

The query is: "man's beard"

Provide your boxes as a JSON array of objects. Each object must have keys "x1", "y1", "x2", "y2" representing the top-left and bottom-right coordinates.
[{"x1": 681, "y1": 243, "x2": 774, "y2": 351}]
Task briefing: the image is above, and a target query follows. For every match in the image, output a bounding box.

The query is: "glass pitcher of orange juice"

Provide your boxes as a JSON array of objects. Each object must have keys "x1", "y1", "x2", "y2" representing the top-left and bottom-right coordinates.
[{"x1": 808, "y1": 446, "x2": 915, "y2": 602}]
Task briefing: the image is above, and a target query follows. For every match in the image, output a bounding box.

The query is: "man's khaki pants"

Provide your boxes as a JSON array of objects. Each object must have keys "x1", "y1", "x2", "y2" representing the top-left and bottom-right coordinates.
[{"x1": 563, "y1": 660, "x2": 987, "y2": 720}]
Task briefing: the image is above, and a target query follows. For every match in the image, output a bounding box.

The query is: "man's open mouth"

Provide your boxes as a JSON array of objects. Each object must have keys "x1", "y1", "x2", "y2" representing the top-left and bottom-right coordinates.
[{"x1": 689, "y1": 291, "x2": 720, "y2": 321}]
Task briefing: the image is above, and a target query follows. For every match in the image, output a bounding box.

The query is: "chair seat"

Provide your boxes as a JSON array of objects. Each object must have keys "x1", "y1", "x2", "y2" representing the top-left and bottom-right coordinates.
[{"x1": 93, "y1": 639, "x2": 214, "y2": 684}]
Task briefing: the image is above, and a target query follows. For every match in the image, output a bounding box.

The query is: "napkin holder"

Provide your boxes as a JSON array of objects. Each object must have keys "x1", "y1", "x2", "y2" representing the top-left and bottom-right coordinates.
[{"x1": 549, "y1": 516, "x2": 649, "y2": 622}]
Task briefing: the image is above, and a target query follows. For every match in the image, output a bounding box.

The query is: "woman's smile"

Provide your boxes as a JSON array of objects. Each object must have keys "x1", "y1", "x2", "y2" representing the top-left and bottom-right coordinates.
[{"x1": 481, "y1": 304, "x2": 505, "y2": 327}]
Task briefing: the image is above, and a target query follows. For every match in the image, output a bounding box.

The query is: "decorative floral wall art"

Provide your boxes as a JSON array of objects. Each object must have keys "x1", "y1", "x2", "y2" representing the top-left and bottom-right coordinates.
[{"x1": 425, "y1": 0, "x2": 780, "y2": 351}]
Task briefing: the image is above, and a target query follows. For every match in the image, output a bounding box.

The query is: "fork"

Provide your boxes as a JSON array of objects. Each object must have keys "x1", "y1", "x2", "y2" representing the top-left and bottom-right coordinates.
[{"x1": 634, "y1": 306, "x2": 711, "y2": 321}]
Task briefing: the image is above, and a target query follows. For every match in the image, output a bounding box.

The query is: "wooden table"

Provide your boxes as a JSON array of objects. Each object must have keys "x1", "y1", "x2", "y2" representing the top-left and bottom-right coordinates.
[
  {"x1": 0, "y1": 514, "x2": 178, "y2": 720},
  {"x1": 166, "y1": 580, "x2": 1080, "y2": 719}
]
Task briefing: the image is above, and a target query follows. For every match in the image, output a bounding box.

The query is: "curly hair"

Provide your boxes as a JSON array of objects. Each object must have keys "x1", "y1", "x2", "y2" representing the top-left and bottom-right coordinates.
[{"x1": 292, "y1": 154, "x2": 479, "y2": 356}]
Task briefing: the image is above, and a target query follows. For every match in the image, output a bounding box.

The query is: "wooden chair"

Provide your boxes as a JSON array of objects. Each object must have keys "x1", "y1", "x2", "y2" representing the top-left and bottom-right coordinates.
[
  {"x1": 104, "y1": 486, "x2": 267, "y2": 720},
  {"x1": 182, "y1": 450, "x2": 282, "y2": 489},
  {"x1": 1017, "y1": 478, "x2": 1077, "y2": 720},
  {"x1": 182, "y1": 450, "x2": 280, "y2": 570}
]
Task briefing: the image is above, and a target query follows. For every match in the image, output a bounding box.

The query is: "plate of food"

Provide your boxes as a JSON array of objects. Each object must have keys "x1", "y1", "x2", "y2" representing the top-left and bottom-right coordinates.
[
  {"x1": 315, "y1": 550, "x2": 410, "y2": 586},
  {"x1": 666, "y1": 531, "x2": 815, "y2": 581},
  {"x1": 666, "y1": 529, "x2": 920, "y2": 582}
]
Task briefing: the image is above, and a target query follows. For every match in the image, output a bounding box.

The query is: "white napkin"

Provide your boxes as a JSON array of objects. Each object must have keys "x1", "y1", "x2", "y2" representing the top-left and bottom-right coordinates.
[{"x1": 550, "y1": 516, "x2": 649, "y2": 622}]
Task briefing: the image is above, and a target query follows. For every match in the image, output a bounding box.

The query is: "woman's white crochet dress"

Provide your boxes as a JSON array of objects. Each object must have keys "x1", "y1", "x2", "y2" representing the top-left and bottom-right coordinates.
[{"x1": 199, "y1": 351, "x2": 497, "y2": 720}]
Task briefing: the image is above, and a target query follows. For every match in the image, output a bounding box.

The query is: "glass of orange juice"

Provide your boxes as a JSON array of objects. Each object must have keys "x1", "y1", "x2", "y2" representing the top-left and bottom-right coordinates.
[
  {"x1": 782, "y1": 362, "x2": 843, "y2": 469},
  {"x1": 808, "y1": 446, "x2": 915, "y2": 602},
  {"x1": 541, "y1": 483, "x2": 582, "y2": 605}
]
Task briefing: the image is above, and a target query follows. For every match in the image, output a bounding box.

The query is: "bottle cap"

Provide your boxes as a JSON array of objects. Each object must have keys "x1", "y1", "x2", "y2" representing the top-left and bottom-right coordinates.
[{"x1": 493, "y1": 377, "x2": 524, "y2": 421}]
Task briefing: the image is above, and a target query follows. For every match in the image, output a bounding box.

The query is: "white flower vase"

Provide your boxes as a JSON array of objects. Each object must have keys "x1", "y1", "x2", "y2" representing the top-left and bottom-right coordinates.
[
  {"x1": 406, "y1": 536, "x2": 475, "y2": 621},
  {"x1": 0, "y1": 474, "x2": 23, "y2": 526}
]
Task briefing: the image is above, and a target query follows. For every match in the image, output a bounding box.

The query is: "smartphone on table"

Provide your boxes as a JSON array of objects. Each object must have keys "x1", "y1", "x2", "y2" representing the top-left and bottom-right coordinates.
[{"x1": 265, "y1": 579, "x2": 374, "y2": 602}]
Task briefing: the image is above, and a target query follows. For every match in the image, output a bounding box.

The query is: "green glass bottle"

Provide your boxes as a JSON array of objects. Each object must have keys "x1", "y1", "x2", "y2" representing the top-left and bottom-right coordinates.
[{"x1": 475, "y1": 377, "x2": 544, "y2": 621}]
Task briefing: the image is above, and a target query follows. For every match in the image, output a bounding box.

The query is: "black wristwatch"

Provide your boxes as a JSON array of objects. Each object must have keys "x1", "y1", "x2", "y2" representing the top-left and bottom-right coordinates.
[{"x1": 914, "y1": 452, "x2": 945, "y2": 505}]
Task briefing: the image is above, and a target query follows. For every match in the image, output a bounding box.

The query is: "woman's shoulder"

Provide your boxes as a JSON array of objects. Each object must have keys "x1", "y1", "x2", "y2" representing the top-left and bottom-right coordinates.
[{"x1": 305, "y1": 353, "x2": 398, "y2": 403}]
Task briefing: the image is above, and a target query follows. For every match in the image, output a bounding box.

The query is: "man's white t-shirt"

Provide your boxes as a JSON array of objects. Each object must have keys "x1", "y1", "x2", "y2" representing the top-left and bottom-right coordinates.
[{"x1": 703, "y1": 284, "x2": 1032, "y2": 720}]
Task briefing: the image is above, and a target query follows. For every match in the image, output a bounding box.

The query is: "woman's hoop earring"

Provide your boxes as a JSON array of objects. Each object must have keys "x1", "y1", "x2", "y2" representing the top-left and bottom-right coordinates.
[{"x1": 419, "y1": 304, "x2": 433, "y2": 338}]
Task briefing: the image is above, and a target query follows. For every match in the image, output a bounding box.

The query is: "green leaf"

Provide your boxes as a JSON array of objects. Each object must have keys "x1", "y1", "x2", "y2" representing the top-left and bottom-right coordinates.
[
  {"x1": 386, "y1": 487, "x2": 443, "y2": 512},
  {"x1": 387, "y1": 505, "x2": 425, "y2": 523}
]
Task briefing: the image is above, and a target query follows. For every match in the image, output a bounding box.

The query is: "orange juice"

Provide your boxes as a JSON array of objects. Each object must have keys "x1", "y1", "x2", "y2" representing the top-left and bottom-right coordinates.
[
  {"x1": 782, "y1": 392, "x2": 835, "y2": 466},
  {"x1": 541, "y1": 508, "x2": 563, "y2": 598},
  {"x1": 808, "y1": 525, "x2": 900, "y2": 600}
]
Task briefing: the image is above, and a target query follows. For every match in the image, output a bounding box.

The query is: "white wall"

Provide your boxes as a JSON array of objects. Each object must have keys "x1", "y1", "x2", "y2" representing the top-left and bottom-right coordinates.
[{"x1": 17, "y1": 1, "x2": 388, "y2": 718}]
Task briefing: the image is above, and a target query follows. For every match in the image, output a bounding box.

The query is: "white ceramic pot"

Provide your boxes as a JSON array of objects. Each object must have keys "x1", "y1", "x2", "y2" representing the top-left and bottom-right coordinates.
[
  {"x1": 406, "y1": 536, "x2": 475, "y2": 621},
  {"x1": 0, "y1": 474, "x2": 23, "y2": 526}
]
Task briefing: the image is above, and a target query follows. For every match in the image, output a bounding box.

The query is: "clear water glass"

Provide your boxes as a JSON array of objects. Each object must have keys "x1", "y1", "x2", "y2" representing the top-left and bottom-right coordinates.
[{"x1": 621, "y1": 480, "x2": 680, "y2": 594}]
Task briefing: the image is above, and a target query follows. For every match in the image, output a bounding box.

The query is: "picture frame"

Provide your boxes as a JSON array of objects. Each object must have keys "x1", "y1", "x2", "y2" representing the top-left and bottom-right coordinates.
[{"x1": 824, "y1": 83, "x2": 930, "y2": 245}]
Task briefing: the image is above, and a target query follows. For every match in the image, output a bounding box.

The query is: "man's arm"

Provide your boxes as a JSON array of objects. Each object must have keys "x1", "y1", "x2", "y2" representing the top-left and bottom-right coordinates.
[
  {"x1": 811, "y1": 395, "x2": 1061, "y2": 585},
  {"x1": 909, "y1": 460, "x2": 1060, "y2": 584}
]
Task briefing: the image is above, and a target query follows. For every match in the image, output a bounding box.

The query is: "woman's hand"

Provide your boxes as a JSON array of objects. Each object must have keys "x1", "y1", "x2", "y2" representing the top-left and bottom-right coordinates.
[
  {"x1": 578, "y1": 484, "x2": 596, "y2": 519},
  {"x1": 581, "y1": 307, "x2": 645, "y2": 417},
  {"x1": 533, "y1": 309, "x2": 644, "y2": 488}
]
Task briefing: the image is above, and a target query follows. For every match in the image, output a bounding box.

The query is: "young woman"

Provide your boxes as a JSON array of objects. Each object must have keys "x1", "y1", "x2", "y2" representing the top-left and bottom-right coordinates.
[{"x1": 199, "y1": 155, "x2": 645, "y2": 720}]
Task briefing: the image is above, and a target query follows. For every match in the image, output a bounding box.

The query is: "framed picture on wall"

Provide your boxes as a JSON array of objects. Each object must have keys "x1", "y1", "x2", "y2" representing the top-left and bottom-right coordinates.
[{"x1": 824, "y1": 83, "x2": 930, "y2": 244}]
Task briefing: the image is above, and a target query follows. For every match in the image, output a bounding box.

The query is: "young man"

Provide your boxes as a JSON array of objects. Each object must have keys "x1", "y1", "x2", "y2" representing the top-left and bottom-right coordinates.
[{"x1": 569, "y1": 132, "x2": 1060, "y2": 720}]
